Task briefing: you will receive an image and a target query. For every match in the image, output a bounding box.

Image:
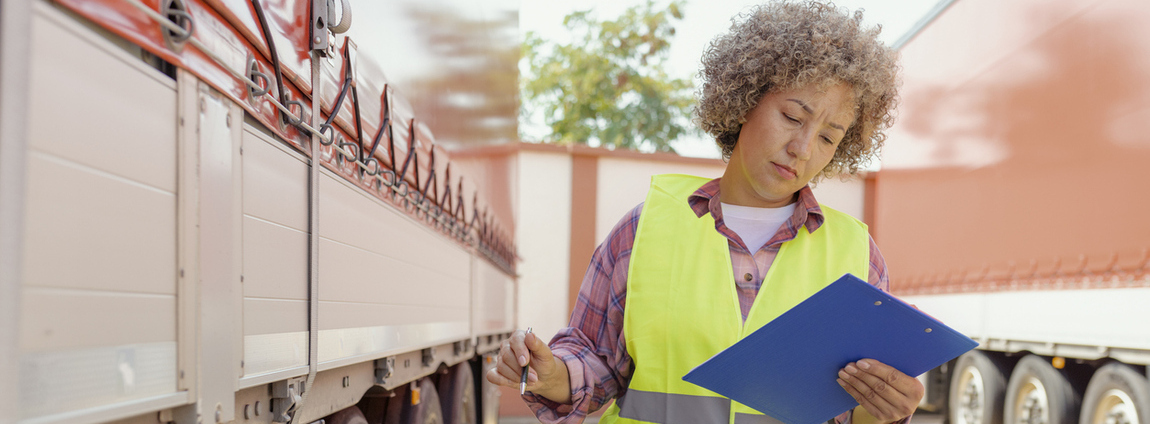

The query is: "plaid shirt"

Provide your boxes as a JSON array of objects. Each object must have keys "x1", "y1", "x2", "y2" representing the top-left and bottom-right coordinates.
[{"x1": 524, "y1": 178, "x2": 897, "y2": 424}]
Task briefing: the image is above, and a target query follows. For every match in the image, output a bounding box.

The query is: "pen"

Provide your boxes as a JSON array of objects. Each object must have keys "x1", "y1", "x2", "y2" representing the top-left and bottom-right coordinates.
[{"x1": 520, "y1": 327, "x2": 532, "y2": 394}]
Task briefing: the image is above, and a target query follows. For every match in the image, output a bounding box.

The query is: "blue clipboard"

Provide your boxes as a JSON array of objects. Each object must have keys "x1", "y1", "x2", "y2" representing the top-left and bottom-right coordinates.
[{"x1": 681, "y1": 274, "x2": 977, "y2": 424}]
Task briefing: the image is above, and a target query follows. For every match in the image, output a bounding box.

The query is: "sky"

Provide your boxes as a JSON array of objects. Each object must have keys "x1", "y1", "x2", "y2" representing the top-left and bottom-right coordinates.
[{"x1": 519, "y1": 0, "x2": 943, "y2": 158}]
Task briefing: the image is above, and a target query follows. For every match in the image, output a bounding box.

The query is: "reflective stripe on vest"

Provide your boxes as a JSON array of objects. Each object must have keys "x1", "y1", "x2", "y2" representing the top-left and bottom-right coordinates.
[
  {"x1": 600, "y1": 174, "x2": 870, "y2": 424},
  {"x1": 616, "y1": 389, "x2": 785, "y2": 424}
]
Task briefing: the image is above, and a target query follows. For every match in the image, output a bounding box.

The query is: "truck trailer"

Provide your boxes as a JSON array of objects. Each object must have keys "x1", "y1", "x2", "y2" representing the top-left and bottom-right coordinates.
[
  {"x1": 878, "y1": 0, "x2": 1150, "y2": 423},
  {"x1": 0, "y1": 1, "x2": 520, "y2": 423}
]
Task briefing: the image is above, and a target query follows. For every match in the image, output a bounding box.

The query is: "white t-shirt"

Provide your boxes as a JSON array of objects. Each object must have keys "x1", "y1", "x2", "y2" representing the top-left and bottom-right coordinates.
[{"x1": 720, "y1": 202, "x2": 797, "y2": 253}]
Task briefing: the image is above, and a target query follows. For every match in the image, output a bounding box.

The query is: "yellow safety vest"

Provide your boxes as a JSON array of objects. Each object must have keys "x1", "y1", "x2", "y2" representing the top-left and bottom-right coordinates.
[{"x1": 600, "y1": 174, "x2": 870, "y2": 424}]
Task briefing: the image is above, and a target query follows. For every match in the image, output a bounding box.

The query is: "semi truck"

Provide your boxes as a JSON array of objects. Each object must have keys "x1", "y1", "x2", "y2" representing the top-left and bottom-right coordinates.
[
  {"x1": 0, "y1": 1, "x2": 520, "y2": 423},
  {"x1": 877, "y1": 0, "x2": 1150, "y2": 423}
]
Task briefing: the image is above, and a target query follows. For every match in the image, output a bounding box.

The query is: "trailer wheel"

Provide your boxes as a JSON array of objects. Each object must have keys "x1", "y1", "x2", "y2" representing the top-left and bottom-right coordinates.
[
  {"x1": 1079, "y1": 363, "x2": 1150, "y2": 424},
  {"x1": 950, "y1": 351, "x2": 1008, "y2": 424},
  {"x1": 438, "y1": 363, "x2": 478, "y2": 424},
  {"x1": 402, "y1": 378, "x2": 444, "y2": 424},
  {"x1": 1004, "y1": 355, "x2": 1080, "y2": 424},
  {"x1": 476, "y1": 353, "x2": 501, "y2": 424},
  {"x1": 327, "y1": 406, "x2": 369, "y2": 424}
]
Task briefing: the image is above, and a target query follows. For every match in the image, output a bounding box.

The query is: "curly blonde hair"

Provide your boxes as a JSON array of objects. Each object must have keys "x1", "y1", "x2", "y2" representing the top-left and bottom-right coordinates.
[{"x1": 696, "y1": 0, "x2": 899, "y2": 178}]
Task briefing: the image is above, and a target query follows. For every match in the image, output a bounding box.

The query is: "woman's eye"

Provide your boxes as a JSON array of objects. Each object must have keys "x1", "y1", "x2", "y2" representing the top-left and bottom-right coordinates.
[
  {"x1": 784, "y1": 114, "x2": 800, "y2": 124},
  {"x1": 821, "y1": 136, "x2": 835, "y2": 145}
]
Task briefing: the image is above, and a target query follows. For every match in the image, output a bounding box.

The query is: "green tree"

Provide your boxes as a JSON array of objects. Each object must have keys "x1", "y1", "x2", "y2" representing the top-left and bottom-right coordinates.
[{"x1": 521, "y1": 1, "x2": 695, "y2": 153}]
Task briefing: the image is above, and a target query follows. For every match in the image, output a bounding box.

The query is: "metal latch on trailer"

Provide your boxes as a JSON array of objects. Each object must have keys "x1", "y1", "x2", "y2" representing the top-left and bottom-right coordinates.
[
  {"x1": 270, "y1": 376, "x2": 307, "y2": 423},
  {"x1": 374, "y1": 357, "x2": 396, "y2": 385}
]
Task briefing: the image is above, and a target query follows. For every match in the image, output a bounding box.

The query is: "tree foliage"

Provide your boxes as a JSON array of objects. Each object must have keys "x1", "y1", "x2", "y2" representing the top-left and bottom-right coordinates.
[{"x1": 521, "y1": 1, "x2": 695, "y2": 153}]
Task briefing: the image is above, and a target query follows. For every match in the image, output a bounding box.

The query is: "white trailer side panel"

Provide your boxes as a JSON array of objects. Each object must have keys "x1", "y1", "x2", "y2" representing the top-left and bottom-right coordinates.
[
  {"x1": 18, "y1": 4, "x2": 185, "y2": 422},
  {"x1": 472, "y1": 256, "x2": 516, "y2": 339},
  {"x1": 314, "y1": 171, "x2": 472, "y2": 370},
  {"x1": 240, "y1": 128, "x2": 310, "y2": 382},
  {"x1": 905, "y1": 287, "x2": 1150, "y2": 364}
]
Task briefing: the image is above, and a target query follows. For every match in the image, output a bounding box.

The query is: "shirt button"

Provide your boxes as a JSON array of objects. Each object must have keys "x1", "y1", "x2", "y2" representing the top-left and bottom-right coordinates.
[{"x1": 743, "y1": 273, "x2": 753, "y2": 282}]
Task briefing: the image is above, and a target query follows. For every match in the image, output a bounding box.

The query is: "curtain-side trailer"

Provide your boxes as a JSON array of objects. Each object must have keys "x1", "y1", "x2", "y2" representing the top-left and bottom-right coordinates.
[
  {"x1": 0, "y1": 1, "x2": 520, "y2": 423},
  {"x1": 877, "y1": 0, "x2": 1150, "y2": 423}
]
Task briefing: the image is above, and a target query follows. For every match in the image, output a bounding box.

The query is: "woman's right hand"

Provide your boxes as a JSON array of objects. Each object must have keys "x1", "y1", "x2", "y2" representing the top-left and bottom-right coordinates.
[{"x1": 485, "y1": 329, "x2": 572, "y2": 404}]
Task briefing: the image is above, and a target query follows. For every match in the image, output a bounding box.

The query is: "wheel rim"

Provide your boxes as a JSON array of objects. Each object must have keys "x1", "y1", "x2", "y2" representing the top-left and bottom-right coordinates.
[
  {"x1": 462, "y1": 380, "x2": 476, "y2": 423},
  {"x1": 1091, "y1": 389, "x2": 1140, "y2": 424},
  {"x1": 956, "y1": 366, "x2": 987, "y2": 424},
  {"x1": 1013, "y1": 376, "x2": 1050, "y2": 424}
]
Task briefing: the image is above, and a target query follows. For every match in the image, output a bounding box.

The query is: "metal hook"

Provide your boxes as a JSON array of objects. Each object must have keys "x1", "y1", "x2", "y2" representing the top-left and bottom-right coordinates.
[
  {"x1": 336, "y1": 139, "x2": 359, "y2": 163},
  {"x1": 246, "y1": 56, "x2": 270, "y2": 99},
  {"x1": 284, "y1": 99, "x2": 305, "y2": 126},
  {"x1": 393, "y1": 180, "x2": 409, "y2": 203},
  {"x1": 378, "y1": 169, "x2": 396, "y2": 189},
  {"x1": 166, "y1": 9, "x2": 195, "y2": 42},
  {"x1": 362, "y1": 157, "x2": 381, "y2": 177},
  {"x1": 408, "y1": 192, "x2": 425, "y2": 218},
  {"x1": 161, "y1": 0, "x2": 194, "y2": 48},
  {"x1": 422, "y1": 199, "x2": 437, "y2": 223},
  {"x1": 317, "y1": 124, "x2": 336, "y2": 146}
]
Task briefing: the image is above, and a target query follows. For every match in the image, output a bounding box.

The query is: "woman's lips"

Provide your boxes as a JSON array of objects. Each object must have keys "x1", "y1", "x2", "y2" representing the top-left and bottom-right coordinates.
[{"x1": 773, "y1": 162, "x2": 797, "y2": 180}]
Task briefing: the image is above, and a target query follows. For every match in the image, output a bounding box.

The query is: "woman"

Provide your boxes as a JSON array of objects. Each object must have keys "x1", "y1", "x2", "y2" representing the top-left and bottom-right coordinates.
[{"x1": 488, "y1": 2, "x2": 913, "y2": 423}]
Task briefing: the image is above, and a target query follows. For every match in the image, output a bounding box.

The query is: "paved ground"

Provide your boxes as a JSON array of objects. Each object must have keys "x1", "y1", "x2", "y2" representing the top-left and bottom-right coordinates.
[{"x1": 498, "y1": 412, "x2": 943, "y2": 424}]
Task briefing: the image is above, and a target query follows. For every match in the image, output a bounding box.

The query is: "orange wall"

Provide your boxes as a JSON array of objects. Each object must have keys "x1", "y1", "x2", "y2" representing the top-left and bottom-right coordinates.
[{"x1": 876, "y1": 0, "x2": 1150, "y2": 293}]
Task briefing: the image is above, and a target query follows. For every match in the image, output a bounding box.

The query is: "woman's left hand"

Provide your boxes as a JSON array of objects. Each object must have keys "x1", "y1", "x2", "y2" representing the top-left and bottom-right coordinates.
[{"x1": 837, "y1": 359, "x2": 923, "y2": 424}]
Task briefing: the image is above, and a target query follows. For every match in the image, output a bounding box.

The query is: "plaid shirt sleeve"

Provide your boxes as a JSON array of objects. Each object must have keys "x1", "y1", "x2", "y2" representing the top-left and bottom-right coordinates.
[
  {"x1": 868, "y1": 234, "x2": 890, "y2": 290},
  {"x1": 522, "y1": 203, "x2": 642, "y2": 423}
]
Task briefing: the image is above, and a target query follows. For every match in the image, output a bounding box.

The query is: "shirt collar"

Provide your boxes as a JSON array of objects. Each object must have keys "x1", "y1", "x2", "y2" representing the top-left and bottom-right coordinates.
[{"x1": 687, "y1": 178, "x2": 825, "y2": 234}]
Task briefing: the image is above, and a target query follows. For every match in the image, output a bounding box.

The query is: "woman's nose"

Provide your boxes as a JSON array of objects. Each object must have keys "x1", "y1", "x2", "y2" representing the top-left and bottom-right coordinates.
[{"x1": 787, "y1": 131, "x2": 816, "y2": 160}]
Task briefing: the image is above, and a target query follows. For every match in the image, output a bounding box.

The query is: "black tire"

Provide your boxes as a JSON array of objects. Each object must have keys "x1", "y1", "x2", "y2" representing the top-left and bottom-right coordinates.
[
  {"x1": 438, "y1": 363, "x2": 478, "y2": 424},
  {"x1": 473, "y1": 353, "x2": 501, "y2": 424},
  {"x1": 1004, "y1": 355, "x2": 1080, "y2": 424},
  {"x1": 950, "y1": 351, "x2": 1009, "y2": 424},
  {"x1": 1079, "y1": 362, "x2": 1150, "y2": 424},
  {"x1": 384, "y1": 385, "x2": 406, "y2": 424},
  {"x1": 402, "y1": 378, "x2": 444, "y2": 424},
  {"x1": 358, "y1": 385, "x2": 392, "y2": 424},
  {"x1": 327, "y1": 406, "x2": 370, "y2": 424}
]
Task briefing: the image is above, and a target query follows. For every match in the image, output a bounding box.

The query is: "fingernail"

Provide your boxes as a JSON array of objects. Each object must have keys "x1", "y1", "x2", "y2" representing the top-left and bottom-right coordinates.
[
  {"x1": 519, "y1": 355, "x2": 527, "y2": 366},
  {"x1": 837, "y1": 379, "x2": 846, "y2": 386},
  {"x1": 845, "y1": 365, "x2": 858, "y2": 374},
  {"x1": 838, "y1": 370, "x2": 850, "y2": 379},
  {"x1": 858, "y1": 360, "x2": 871, "y2": 370}
]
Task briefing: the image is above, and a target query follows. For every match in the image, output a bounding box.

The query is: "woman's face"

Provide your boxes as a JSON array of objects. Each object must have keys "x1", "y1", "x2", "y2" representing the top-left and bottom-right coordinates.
[{"x1": 720, "y1": 82, "x2": 857, "y2": 208}]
